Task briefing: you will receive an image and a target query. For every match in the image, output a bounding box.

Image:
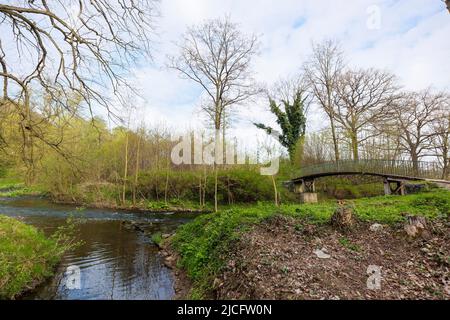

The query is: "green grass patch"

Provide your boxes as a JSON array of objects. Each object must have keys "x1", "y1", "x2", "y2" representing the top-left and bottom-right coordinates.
[
  {"x1": 0, "y1": 178, "x2": 45, "y2": 197},
  {"x1": 0, "y1": 215, "x2": 79, "y2": 299},
  {"x1": 171, "y1": 189, "x2": 450, "y2": 298},
  {"x1": 339, "y1": 237, "x2": 361, "y2": 252},
  {"x1": 151, "y1": 232, "x2": 163, "y2": 246},
  {"x1": 144, "y1": 199, "x2": 212, "y2": 212}
]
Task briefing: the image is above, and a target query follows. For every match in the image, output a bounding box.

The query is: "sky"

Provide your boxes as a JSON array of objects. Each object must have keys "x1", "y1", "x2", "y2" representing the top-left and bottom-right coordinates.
[
  {"x1": 127, "y1": 0, "x2": 450, "y2": 152},
  {"x1": 3, "y1": 0, "x2": 448, "y2": 153}
]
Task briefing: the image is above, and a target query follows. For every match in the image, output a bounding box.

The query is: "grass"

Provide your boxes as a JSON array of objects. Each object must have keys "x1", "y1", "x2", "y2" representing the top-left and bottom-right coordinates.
[
  {"x1": 0, "y1": 178, "x2": 44, "y2": 198},
  {"x1": 0, "y1": 215, "x2": 79, "y2": 299},
  {"x1": 339, "y1": 237, "x2": 361, "y2": 252},
  {"x1": 144, "y1": 199, "x2": 213, "y2": 212},
  {"x1": 171, "y1": 189, "x2": 450, "y2": 299},
  {"x1": 0, "y1": 216, "x2": 62, "y2": 299},
  {"x1": 151, "y1": 232, "x2": 163, "y2": 247}
]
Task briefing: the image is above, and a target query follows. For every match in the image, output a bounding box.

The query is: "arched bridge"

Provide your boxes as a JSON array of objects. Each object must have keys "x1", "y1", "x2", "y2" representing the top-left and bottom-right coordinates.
[{"x1": 290, "y1": 159, "x2": 450, "y2": 198}]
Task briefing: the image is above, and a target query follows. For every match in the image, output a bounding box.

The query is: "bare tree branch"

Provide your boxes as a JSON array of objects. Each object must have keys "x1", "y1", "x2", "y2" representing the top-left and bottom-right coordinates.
[
  {"x1": 0, "y1": 0, "x2": 158, "y2": 119},
  {"x1": 333, "y1": 68, "x2": 399, "y2": 160},
  {"x1": 168, "y1": 17, "x2": 261, "y2": 131},
  {"x1": 304, "y1": 39, "x2": 345, "y2": 161},
  {"x1": 387, "y1": 88, "x2": 447, "y2": 173}
]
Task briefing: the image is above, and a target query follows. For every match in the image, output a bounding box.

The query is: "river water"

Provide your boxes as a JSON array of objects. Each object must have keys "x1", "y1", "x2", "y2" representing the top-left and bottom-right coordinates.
[{"x1": 0, "y1": 196, "x2": 198, "y2": 300}]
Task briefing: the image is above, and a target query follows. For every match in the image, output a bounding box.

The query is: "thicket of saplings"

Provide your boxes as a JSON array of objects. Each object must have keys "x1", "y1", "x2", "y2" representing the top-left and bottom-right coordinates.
[{"x1": 0, "y1": 110, "x2": 385, "y2": 208}]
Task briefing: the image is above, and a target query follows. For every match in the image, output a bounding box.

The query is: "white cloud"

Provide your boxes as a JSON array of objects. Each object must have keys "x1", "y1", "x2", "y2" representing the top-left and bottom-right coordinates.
[{"x1": 127, "y1": 0, "x2": 450, "y2": 147}]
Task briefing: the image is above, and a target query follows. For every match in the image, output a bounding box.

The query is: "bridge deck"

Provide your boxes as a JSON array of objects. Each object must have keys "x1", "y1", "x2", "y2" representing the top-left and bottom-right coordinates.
[{"x1": 291, "y1": 160, "x2": 449, "y2": 183}]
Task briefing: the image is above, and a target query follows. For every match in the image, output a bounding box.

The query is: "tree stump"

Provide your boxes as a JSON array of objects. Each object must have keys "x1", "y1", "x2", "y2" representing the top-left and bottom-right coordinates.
[
  {"x1": 330, "y1": 203, "x2": 355, "y2": 231},
  {"x1": 403, "y1": 215, "x2": 429, "y2": 239}
]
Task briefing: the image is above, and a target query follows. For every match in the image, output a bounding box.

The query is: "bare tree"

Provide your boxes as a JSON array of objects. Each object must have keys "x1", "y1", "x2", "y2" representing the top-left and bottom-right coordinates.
[
  {"x1": 168, "y1": 17, "x2": 260, "y2": 133},
  {"x1": 168, "y1": 17, "x2": 260, "y2": 212},
  {"x1": 431, "y1": 104, "x2": 450, "y2": 179},
  {"x1": 391, "y1": 89, "x2": 446, "y2": 173},
  {"x1": 302, "y1": 130, "x2": 334, "y2": 165},
  {"x1": 0, "y1": 1, "x2": 157, "y2": 113},
  {"x1": 304, "y1": 39, "x2": 345, "y2": 162},
  {"x1": 333, "y1": 68, "x2": 399, "y2": 160},
  {"x1": 359, "y1": 133, "x2": 403, "y2": 161},
  {"x1": 270, "y1": 74, "x2": 311, "y2": 105},
  {"x1": 0, "y1": 0, "x2": 157, "y2": 182}
]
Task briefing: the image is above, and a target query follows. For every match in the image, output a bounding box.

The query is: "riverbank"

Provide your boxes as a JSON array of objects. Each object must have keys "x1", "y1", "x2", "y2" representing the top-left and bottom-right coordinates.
[
  {"x1": 51, "y1": 198, "x2": 213, "y2": 214},
  {"x1": 0, "y1": 179, "x2": 212, "y2": 214},
  {"x1": 0, "y1": 215, "x2": 66, "y2": 299},
  {"x1": 0, "y1": 197, "x2": 188, "y2": 300},
  {"x1": 2, "y1": 178, "x2": 450, "y2": 299},
  {"x1": 169, "y1": 189, "x2": 450, "y2": 299},
  {"x1": 0, "y1": 179, "x2": 44, "y2": 198}
]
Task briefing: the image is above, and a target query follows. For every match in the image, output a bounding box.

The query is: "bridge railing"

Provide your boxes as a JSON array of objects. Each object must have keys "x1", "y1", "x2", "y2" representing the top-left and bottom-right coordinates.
[{"x1": 296, "y1": 159, "x2": 444, "y2": 180}]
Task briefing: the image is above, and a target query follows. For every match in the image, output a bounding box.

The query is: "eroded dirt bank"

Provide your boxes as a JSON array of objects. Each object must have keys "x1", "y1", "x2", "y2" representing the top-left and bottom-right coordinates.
[{"x1": 212, "y1": 216, "x2": 449, "y2": 300}]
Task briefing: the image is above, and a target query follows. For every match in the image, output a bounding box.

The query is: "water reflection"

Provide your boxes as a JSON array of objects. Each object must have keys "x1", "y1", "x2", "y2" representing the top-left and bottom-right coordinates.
[{"x1": 0, "y1": 197, "x2": 197, "y2": 300}]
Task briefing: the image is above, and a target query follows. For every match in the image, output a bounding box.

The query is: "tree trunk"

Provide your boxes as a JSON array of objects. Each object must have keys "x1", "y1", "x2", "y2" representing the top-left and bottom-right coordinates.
[
  {"x1": 214, "y1": 118, "x2": 222, "y2": 213},
  {"x1": 214, "y1": 164, "x2": 218, "y2": 212},
  {"x1": 203, "y1": 167, "x2": 207, "y2": 207},
  {"x1": 199, "y1": 174, "x2": 203, "y2": 207},
  {"x1": 411, "y1": 152, "x2": 419, "y2": 176},
  {"x1": 441, "y1": 143, "x2": 449, "y2": 180},
  {"x1": 164, "y1": 167, "x2": 169, "y2": 205},
  {"x1": 222, "y1": 113, "x2": 227, "y2": 164},
  {"x1": 22, "y1": 92, "x2": 35, "y2": 186},
  {"x1": 132, "y1": 131, "x2": 142, "y2": 205},
  {"x1": 271, "y1": 175, "x2": 279, "y2": 207},
  {"x1": 329, "y1": 115, "x2": 340, "y2": 161},
  {"x1": 122, "y1": 131, "x2": 129, "y2": 205},
  {"x1": 443, "y1": 165, "x2": 449, "y2": 180},
  {"x1": 351, "y1": 132, "x2": 359, "y2": 161}
]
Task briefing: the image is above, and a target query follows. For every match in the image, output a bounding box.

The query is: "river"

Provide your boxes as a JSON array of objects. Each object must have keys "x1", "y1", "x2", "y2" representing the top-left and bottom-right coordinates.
[{"x1": 0, "y1": 196, "x2": 198, "y2": 300}]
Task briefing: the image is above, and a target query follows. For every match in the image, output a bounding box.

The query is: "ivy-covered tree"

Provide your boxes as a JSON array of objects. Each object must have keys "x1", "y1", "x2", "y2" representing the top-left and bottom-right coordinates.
[{"x1": 254, "y1": 90, "x2": 308, "y2": 162}]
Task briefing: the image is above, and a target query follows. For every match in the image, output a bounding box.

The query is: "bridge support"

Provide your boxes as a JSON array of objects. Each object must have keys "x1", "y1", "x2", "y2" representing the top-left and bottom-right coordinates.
[
  {"x1": 294, "y1": 179, "x2": 316, "y2": 193},
  {"x1": 299, "y1": 193, "x2": 318, "y2": 204},
  {"x1": 293, "y1": 179, "x2": 318, "y2": 203},
  {"x1": 383, "y1": 178, "x2": 406, "y2": 196}
]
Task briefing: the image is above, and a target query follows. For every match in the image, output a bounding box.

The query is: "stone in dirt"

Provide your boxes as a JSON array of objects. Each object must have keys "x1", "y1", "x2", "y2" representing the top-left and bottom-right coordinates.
[
  {"x1": 121, "y1": 220, "x2": 149, "y2": 232},
  {"x1": 213, "y1": 278, "x2": 223, "y2": 289},
  {"x1": 444, "y1": 277, "x2": 450, "y2": 295},
  {"x1": 314, "y1": 248, "x2": 331, "y2": 259},
  {"x1": 164, "y1": 255, "x2": 176, "y2": 268},
  {"x1": 370, "y1": 223, "x2": 384, "y2": 232}
]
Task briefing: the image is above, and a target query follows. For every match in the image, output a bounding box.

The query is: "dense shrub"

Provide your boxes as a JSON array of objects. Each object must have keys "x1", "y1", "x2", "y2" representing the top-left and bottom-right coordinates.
[
  {"x1": 136, "y1": 167, "x2": 276, "y2": 204},
  {"x1": 316, "y1": 175, "x2": 384, "y2": 199}
]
